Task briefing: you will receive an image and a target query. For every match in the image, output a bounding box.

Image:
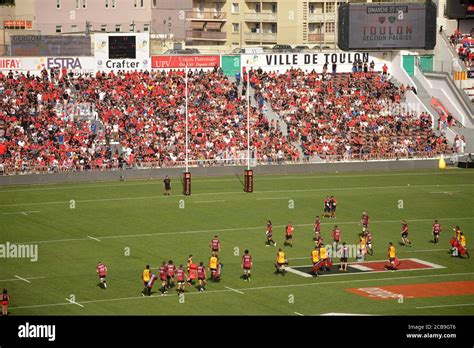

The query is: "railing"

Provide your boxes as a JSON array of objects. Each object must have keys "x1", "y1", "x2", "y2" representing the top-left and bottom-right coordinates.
[
  {"x1": 245, "y1": 12, "x2": 277, "y2": 21},
  {"x1": 308, "y1": 13, "x2": 335, "y2": 22},
  {"x1": 185, "y1": 11, "x2": 227, "y2": 20},
  {"x1": 186, "y1": 30, "x2": 226, "y2": 40},
  {"x1": 244, "y1": 32, "x2": 277, "y2": 42},
  {"x1": 0, "y1": 153, "x2": 452, "y2": 176},
  {"x1": 307, "y1": 33, "x2": 324, "y2": 42}
]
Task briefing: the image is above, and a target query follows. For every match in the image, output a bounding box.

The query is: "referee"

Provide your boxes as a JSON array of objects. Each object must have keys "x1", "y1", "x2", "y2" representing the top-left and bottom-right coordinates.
[{"x1": 163, "y1": 175, "x2": 171, "y2": 196}]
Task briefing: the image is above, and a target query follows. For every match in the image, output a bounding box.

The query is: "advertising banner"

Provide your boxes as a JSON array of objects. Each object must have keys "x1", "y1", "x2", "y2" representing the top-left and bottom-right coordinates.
[
  {"x1": 222, "y1": 55, "x2": 241, "y2": 76},
  {"x1": 151, "y1": 55, "x2": 220, "y2": 69}
]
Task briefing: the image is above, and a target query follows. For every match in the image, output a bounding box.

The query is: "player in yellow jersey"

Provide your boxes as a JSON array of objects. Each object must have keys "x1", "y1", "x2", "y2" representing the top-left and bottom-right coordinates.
[
  {"x1": 310, "y1": 246, "x2": 320, "y2": 277},
  {"x1": 385, "y1": 242, "x2": 398, "y2": 271},
  {"x1": 274, "y1": 248, "x2": 287, "y2": 275},
  {"x1": 141, "y1": 265, "x2": 151, "y2": 296},
  {"x1": 209, "y1": 253, "x2": 219, "y2": 281},
  {"x1": 319, "y1": 244, "x2": 329, "y2": 272}
]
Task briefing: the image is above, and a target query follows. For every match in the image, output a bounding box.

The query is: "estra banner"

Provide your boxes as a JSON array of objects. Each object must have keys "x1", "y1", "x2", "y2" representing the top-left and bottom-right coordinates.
[
  {"x1": 152, "y1": 55, "x2": 220, "y2": 69},
  {"x1": 0, "y1": 58, "x2": 22, "y2": 70}
]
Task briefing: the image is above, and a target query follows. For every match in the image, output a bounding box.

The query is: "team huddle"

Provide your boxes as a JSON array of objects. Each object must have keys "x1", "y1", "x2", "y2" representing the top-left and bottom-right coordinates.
[{"x1": 92, "y1": 196, "x2": 470, "y2": 294}]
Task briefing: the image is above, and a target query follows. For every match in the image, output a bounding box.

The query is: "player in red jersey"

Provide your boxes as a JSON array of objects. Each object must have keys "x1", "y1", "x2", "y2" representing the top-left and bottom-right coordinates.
[
  {"x1": 241, "y1": 249, "x2": 252, "y2": 282},
  {"x1": 143, "y1": 273, "x2": 158, "y2": 296},
  {"x1": 329, "y1": 196, "x2": 337, "y2": 219},
  {"x1": 96, "y1": 261, "x2": 108, "y2": 289},
  {"x1": 210, "y1": 235, "x2": 221, "y2": 255},
  {"x1": 313, "y1": 216, "x2": 321, "y2": 240},
  {"x1": 167, "y1": 260, "x2": 176, "y2": 289},
  {"x1": 159, "y1": 261, "x2": 169, "y2": 295},
  {"x1": 401, "y1": 220, "x2": 412, "y2": 246},
  {"x1": 365, "y1": 229, "x2": 373, "y2": 256},
  {"x1": 197, "y1": 262, "x2": 207, "y2": 292},
  {"x1": 361, "y1": 212, "x2": 370, "y2": 231},
  {"x1": 284, "y1": 222, "x2": 294, "y2": 247},
  {"x1": 332, "y1": 225, "x2": 341, "y2": 249},
  {"x1": 176, "y1": 265, "x2": 187, "y2": 294},
  {"x1": 432, "y1": 220, "x2": 442, "y2": 244},
  {"x1": 323, "y1": 196, "x2": 331, "y2": 218},
  {"x1": 2, "y1": 289, "x2": 11, "y2": 316},
  {"x1": 315, "y1": 233, "x2": 324, "y2": 247},
  {"x1": 188, "y1": 261, "x2": 198, "y2": 286},
  {"x1": 265, "y1": 220, "x2": 276, "y2": 247}
]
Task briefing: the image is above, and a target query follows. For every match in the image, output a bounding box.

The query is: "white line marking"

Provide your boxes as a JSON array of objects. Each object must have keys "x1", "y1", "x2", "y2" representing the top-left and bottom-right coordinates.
[
  {"x1": 87, "y1": 235, "x2": 101, "y2": 242},
  {"x1": 294, "y1": 312, "x2": 305, "y2": 316},
  {"x1": 256, "y1": 197, "x2": 290, "y2": 200},
  {"x1": 404, "y1": 249, "x2": 446, "y2": 253},
  {"x1": 65, "y1": 298, "x2": 84, "y2": 308},
  {"x1": 286, "y1": 267, "x2": 313, "y2": 278},
  {"x1": 16, "y1": 217, "x2": 474, "y2": 245},
  {"x1": 14, "y1": 275, "x2": 31, "y2": 283},
  {"x1": 416, "y1": 303, "x2": 474, "y2": 310},
  {"x1": 1, "y1": 211, "x2": 40, "y2": 215},
  {"x1": 429, "y1": 191, "x2": 460, "y2": 194},
  {"x1": 1, "y1": 183, "x2": 473, "y2": 207},
  {"x1": 350, "y1": 265, "x2": 374, "y2": 271},
  {"x1": 0, "y1": 276, "x2": 45, "y2": 283},
  {"x1": 319, "y1": 313, "x2": 373, "y2": 316},
  {"x1": 1, "y1": 170, "x2": 472, "y2": 193},
  {"x1": 9, "y1": 272, "x2": 474, "y2": 311},
  {"x1": 224, "y1": 286, "x2": 244, "y2": 294},
  {"x1": 194, "y1": 200, "x2": 225, "y2": 204},
  {"x1": 408, "y1": 258, "x2": 445, "y2": 269}
]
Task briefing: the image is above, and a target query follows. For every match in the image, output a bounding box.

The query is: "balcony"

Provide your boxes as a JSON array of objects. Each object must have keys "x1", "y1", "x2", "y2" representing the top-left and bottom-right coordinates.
[
  {"x1": 308, "y1": 33, "x2": 324, "y2": 42},
  {"x1": 245, "y1": 0, "x2": 277, "y2": 2},
  {"x1": 185, "y1": 11, "x2": 227, "y2": 21},
  {"x1": 186, "y1": 30, "x2": 227, "y2": 41},
  {"x1": 308, "y1": 12, "x2": 335, "y2": 22},
  {"x1": 245, "y1": 12, "x2": 277, "y2": 22},
  {"x1": 244, "y1": 32, "x2": 277, "y2": 43}
]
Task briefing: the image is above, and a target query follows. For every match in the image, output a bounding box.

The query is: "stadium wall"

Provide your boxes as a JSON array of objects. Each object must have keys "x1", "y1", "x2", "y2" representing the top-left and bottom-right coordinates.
[{"x1": 0, "y1": 160, "x2": 439, "y2": 186}]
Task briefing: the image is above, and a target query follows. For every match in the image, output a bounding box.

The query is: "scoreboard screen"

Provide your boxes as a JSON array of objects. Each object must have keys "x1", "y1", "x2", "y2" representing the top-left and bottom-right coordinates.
[
  {"x1": 338, "y1": 3, "x2": 437, "y2": 51},
  {"x1": 108, "y1": 35, "x2": 136, "y2": 59}
]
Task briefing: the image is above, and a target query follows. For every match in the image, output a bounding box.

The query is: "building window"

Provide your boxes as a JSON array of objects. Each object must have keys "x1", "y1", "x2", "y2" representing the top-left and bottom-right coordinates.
[
  {"x1": 152, "y1": 0, "x2": 157, "y2": 7},
  {"x1": 232, "y1": 23, "x2": 239, "y2": 33},
  {"x1": 75, "y1": 0, "x2": 80, "y2": 9},
  {"x1": 231, "y1": 3, "x2": 239, "y2": 14},
  {"x1": 143, "y1": 23, "x2": 150, "y2": 32},
  {"x1": 140, "y1": 0, "x2": 144, "y2": 7},
  {"x1": 134, "y1": 0, "x2": 137, "y2": 7},
  {"x1": 325, "y1": 2, "x2": 335, "y2": 13},
  {"x1": 101, "y1": 24, "x2": 107, "y2": 32},
  {"x1": 255, "y1": 3, "x2": 261, "y2": 13},
  {"x1": 115, "y1": 24, "x2": 121, "y2": 32},
  {"x1": 105, "y1": 0, "x2": 109, "y2": 8},
  {"x1": 112, "y1": 0, "x2": 116, "y2": 8},
  {"x1": 56, "y1": 25, "x2": 62, "y2": 33},
  {"x1": 271, "y1": 3, "x2": 277, "y2": 13},
  {"x1": 270, "y1": 23, "x2": 277, "y2": 33},
  {"x1": 325, "y1": 22, "x2": 335, "y2": 33},
  {"x1": 71, "y1": 25, "x2": 78, "y2": 32},
  {"x1": 81, "y1": 0, "x2": 87, "y2": 9},
  {"x1": 0, "y1": 0, "x2": 15, "y2": 6},
  {"x1": 56, "y1": 0, "x2": 61, "y2": 9},
  {"x1": 130, "y1": 23, "x2": 135, "y2": 32},
  {"x1": 309, "y1": 4, "x2": 315, "y2": 14}
]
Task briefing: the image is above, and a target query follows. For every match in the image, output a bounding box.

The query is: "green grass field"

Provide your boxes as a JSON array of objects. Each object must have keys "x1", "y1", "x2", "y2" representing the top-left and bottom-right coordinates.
[{"x1": 1, "y1": 168, "x2": 473, "y2": 316}]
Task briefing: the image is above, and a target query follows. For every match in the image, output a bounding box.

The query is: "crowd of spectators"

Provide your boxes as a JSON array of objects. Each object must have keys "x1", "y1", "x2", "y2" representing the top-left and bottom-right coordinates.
[
  {"x1": 0, "y1": 65, "x2": 451, "y2": 175},
  {"x1": 253, "y1": 68, "x2": 450, "y2": 161},
  {"x1": 450, "y1": 29, "x2": 474, "y2": 69}
]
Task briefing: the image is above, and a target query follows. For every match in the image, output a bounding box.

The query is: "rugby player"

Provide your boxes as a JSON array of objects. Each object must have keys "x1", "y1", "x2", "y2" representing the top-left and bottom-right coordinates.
[
  {"x1": 96, "y1": 261, "x2": 108, "y2": 289},
  {"x1": 209, "y1": 252, "x2": 219, "y2": 281},
  {"x1": 340, "y1": 242, "x2": 349, "y2": 271},
  {"x1": 266, "y1": 220, "x2": 276, "y2": 247},
  {"x1": 323, "y1": 196, "x2": 331, "y2": 218},
  {"x1": 329, "y1": 196, "x2": 337, "y2": 219},
  {"x1": 365, "y1": 229, "x2": 373, "y2": 256},
  {"x1": 386, "y1": 242, "x2": 398, "y2": 271},
  {"x1": 176, "y1": 265, "x2": 187, "y2": 294},
  {"x1": 144, "y1": 273, "x2": 158, "y2": 296},
  {"x1": 141, "y1": 265, "x2": 151, "y2": 296},
  {"x1": 313, "y1": 216, "x2": 321, "y2": 240},
  {"x1": 274, "y1": 248, "x2": 287, "y2": 275},
  {"x1": 361, "y1": 212, "x2": 370, "y2": 231},
  {"x1": 197, "y1": 262, "x2": 207, "y2": 292},
  {"x1": 284, "y1": 221, "x2": 294, "y2": 247},
  {"x1": 159, "y1": 261, "x2": 169, "y2": 295},
  {"x1": 241, "y1": 249, "x2": 252, "y2": 281},
  {"x1": 2, "y1": 289, "x2": 11, "y2": 316},
  {"x1": 319, "y1": 244, "x2": 329, "y2": 272},
  {"x1": 401, "y1": 220, "x2": 412, "y2": 246},
  {"x1": 167, "y1": 260, "x2": 176, "y2": 289},
  {"x1": 332, "y1": 225, "x2": 341, "y2": 250},
  {"x1": 210, "y1": 235, "x2": 221, "y2": 256},
  {"x1": 432, "y1": 220, "x2": 442, "y2": 244},
  {"x1": 310, "y1": 246, "x2": 320, "y2": 276}
]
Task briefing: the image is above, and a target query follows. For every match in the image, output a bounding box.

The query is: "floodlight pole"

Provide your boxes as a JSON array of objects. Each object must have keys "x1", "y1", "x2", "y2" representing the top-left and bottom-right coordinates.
[
  {"x1": 247, "y1": 68, "x2": 250, "y2": 170},
  {"x1": 185, "y1": 64, "x2": 189, "y2": 173}
]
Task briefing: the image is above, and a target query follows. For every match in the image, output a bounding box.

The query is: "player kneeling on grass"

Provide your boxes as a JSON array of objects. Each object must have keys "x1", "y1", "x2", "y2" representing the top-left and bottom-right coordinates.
[
  {"x1": 197, "y1": 262, "x2": 207, "y2": 292},
  {"x1": 159, "y1": 262, "x2": 169, "y2": 295},
  {"x1": 339, "y1": 242, "x2": 349, "y2": 272},
  {"x1": 274, "y1": 248, "x2": 287, "y2": 275},
  {"x1": 385, "y1": 242, "x2": 398, "y2": 271},
  {"x1": 266, "y1": 220, "x2": 276, "y2": 247},
  {"x1": 242, "y1": 250, "x2": 252, "y2": 281},
  {"x1": 176, "y1": 265, "x2": 187, "y2": 294},
  {"x1": 451, "y1": 232, "x2": 470, "y2": 258},
  {"x1": 96, "y1": 261, "x2": 108, "y2": 289}
]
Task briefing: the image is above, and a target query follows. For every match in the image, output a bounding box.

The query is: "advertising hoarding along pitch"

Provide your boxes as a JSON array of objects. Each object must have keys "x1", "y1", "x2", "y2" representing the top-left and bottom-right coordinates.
[{"x1": 151, "y1": 55, "x2": 220, "y2": 69}]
